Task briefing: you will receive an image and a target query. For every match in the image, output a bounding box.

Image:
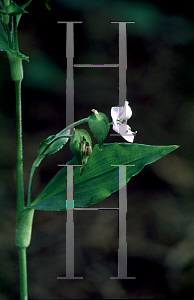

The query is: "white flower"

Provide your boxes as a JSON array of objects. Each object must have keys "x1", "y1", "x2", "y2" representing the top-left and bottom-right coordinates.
[{"x1": 111, "y1": 101, "x2": 137, "y2": 142}]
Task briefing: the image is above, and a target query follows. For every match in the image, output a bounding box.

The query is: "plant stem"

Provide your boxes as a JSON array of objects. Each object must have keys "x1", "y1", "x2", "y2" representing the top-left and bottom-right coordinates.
[
  {"x1": 26, "y1": 117, "x2": 90, "y2": 207},
  {"x1": 57, "y1": 117, "x2": 90, "y2": 135},
  {"x1": 15, "y1": 79, "x2": 24, "y2": 215},
  {"x1": 18, "y1": 247, "x2": 28, "y2": 300},
  {"x1": 14, "y1": 16, "x2": 19, "y2": 52},
  {"x1": 15, "y1": 79, "x2": 29, "y2": 300},
  {"x1": 5, "y1": 7, "x2": 31, "y2": 300}
]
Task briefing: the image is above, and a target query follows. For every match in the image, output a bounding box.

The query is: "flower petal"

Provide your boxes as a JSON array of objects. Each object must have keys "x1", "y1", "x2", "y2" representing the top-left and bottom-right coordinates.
[
  {"x1": 119, "y1": 101, "x2": 132, "y2": 120},
  {"x1": 122, "y1": 131, "x2": 135, "y2": 143},
  {"x1": 112, "y1": 120, "x2": 120, "y2": 133},
  {"x1": 111, "y1": 105, "x2": 120, "y2": 122},
  {"x1": 113, "y1": 124, "x2": 136, "y2": 143},
  {"x1": 113, "y1": 123, "x2": 135, "y2": 142},
  {"x1": 111, "y1": 101, "x2": 132, "y2": 122},
  {"x1": 121, "y1": 125, "x2": 135, "y2": 142}
]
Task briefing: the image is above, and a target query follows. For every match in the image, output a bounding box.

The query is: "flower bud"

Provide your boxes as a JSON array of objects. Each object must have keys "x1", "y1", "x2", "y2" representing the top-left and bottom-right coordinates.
[{"x1": 85, "y1": 145, "x2": 92, "y2": 157}]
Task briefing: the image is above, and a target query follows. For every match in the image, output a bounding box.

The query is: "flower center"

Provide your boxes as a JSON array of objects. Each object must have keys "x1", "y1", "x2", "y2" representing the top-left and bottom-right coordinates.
[{"x1": 117, "y1": 118, "x2": 127, "y2": 124}]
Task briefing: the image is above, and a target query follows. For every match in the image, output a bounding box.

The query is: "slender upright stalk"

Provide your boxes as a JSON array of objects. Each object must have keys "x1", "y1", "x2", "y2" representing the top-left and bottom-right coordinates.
[
  {"x1": 15, "y1": 79, "x2": 24, "y2": 215},
  {"x1": 15, "y1": 79, "x2": 29, "y2": 300},
  {"x1": 2, "y1": 5, "x2": 33, "y2": 299},
  {"x1": 18, "y1": 247, "x2": 28, "y2": 300}
]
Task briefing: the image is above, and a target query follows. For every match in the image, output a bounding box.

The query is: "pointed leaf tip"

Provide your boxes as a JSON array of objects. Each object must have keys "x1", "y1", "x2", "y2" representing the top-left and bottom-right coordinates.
[{"x1": 31, "y1": 143, "x2": 179, "y2": 211}]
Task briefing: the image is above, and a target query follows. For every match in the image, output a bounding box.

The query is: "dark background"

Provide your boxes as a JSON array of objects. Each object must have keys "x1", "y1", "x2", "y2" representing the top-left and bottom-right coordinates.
[{"x1": 0, "y1": 0, "x2": 194, "y2": 299}]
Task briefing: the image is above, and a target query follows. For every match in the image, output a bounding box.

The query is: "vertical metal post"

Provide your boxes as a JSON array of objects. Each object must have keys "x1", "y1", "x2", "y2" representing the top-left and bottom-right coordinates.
[
  {"x1": 57, "y1": 165, "x2": 83, "y2": 279},
  {"x1": 110, "y1": 165, "x2": 136, "y2": 279},
  {"x1": 57, "y1": 21, "x2": 136, "y2": 281}
]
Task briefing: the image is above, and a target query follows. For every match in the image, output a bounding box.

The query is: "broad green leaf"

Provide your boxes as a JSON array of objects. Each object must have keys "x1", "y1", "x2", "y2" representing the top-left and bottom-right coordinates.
[
  {"x1": 30, "y1": 143, "x2": 179, "y2": 211},
  {"x1": 99, "y1": 112, "x2": 110, "y2": 126}
]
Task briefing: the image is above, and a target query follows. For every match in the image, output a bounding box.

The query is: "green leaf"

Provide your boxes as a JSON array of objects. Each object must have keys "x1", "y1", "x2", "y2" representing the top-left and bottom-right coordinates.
[
  {"x1": 0, "y1": 13, "x2": 29, "y2": 60},
  {"x1": 0, "y1": 1, "x2": 28, "y2": 16},
  {"x1": 99, "y1": 112, "x2": 110, "y2": 126},
  {"x1": 16, "y1": 0, "x2": 32, "y2": 26},
  {"x1": 7, "y1": 49, "x2": 29, "y2": 61},
  {"x1": 30, "y1": 143, "x2": 179, "y2": 211},
  {"x1": 8, "y1": 2, "x2": 27, "y2": 16},
  {"x1": 38, "y1": 129, "x2": 72, "y2": 156},
  {"x1": 45, "y1": 0, "x2": 51, "y2": 11},
  {"x1": 88, "y1": 110, "x2": 110, "y2": 148},
  {"x1": 0, "y1": 1, "x2": 3, "y2": 10},
  {"x1": 0, "y1": 37, "x2": 29, "y2": 61},
  {"x1": 38, "y1": 135, "x2": 56, "y2": 155},
  {"x1": 0, "y1": 9, "x2": 6, "y2": 15}
]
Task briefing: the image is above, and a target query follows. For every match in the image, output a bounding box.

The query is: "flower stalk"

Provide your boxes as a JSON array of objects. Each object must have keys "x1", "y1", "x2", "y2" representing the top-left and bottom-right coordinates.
[{"x1": 15, "y1": 76, "x2": 30, "y2": 300}]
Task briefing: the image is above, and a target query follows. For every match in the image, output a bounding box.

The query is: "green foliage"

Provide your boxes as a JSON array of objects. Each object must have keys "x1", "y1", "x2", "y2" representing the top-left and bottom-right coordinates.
[
  {"x1": 0, "y1": 1, "x2": 28, "y2": 16},
  {"x1": 38, "y1": 129, "x2": 72, "y2": 156},
  {"x1": 45, "y1": 0, "x2": 51, "y2": 11},
  {"x1": 0, "y1": 18, "x2": 29, "y2": 60},
  {"x1": 0, "y1": 0, "x2": 31, "y2": 62},
  {"x1": 30, "y1": 143, "x2": 179, "y2": 211},
  {"x1": 15, "y1": 0, "x2": 32, "y2": 27}
]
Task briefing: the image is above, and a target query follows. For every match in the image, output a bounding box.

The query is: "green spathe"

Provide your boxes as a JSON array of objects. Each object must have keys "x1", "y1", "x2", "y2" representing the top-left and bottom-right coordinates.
[
  {"x1": 88, "y1": 111, "x2": 110, "y2": 147},
  {"x1": 70, "y1": 128, "x2": 92, "y2": 164},
  {"x1": 30, "y1": 143, "x2": 179, "y2": 210}
]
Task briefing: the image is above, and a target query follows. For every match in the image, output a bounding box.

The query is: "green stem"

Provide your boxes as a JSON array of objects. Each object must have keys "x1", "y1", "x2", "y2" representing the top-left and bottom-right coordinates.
[
  {"x1": 2, "y1": 0, "x2": 10, "y2": 24},
  {"x1": 14, "y1": 15, "x2": 19, "y2": 52},
  {"x1": 5, "y1": 23, "x2": 11, "y2": 46},
  {"x1": 18, "y1": 247, "x2": 28, "y2": 300},
  {"x1": 15, "y1": 79, "x2": 29, "y2": 300},
  {"x1": 57, "y1": 117, "x2": 90, "y2": 135},
  {"x1": 15, "y1": 76, "x2": 32, "y2": 300},
  {"x1": 15, "y1": 79, "x2": 24, "y2": 215},
  {"x1": 26, "y1": 118, "x2": 89, "y2": 207},
  {"x1": 6, "y1": 7, "x2": 32, "y2": 300}
]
